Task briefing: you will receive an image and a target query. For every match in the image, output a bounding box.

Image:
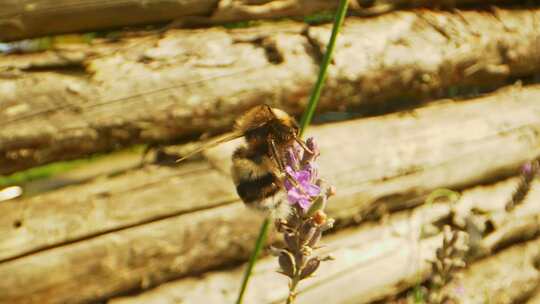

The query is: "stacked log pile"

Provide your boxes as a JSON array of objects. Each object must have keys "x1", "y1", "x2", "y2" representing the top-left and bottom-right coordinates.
[
  {"x1": 2, "y1": 7, "x2": 540, "y2": 174},
  {"x1": 1, "y1": 1, "x2": 540, "y2": 303}
]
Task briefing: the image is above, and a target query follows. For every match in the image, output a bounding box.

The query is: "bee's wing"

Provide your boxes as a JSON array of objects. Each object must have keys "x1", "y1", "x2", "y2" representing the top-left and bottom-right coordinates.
[{"x1": 175, "y1": 131, "x2": 243, "y2": 163}]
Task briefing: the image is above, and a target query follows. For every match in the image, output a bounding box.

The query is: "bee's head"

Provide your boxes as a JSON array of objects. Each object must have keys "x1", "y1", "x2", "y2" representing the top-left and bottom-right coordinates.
[
  {"x1": 240, "y1": 105, "x2": 299, "y2": 151},
  {"x1": 270, "y1": 107, "x2": 299, "y2": 136}
]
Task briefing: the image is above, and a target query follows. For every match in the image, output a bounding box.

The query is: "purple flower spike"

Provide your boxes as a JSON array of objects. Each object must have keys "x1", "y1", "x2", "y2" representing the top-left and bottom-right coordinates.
[
  {"x1": 285, "y1": 166, "x2": 321, "y2": 210},
  {"x1": 275, "y1": 136, "x2": 334, "y2": 300},
  {"x1": 283, "y1": 138, "x2": 324, "y2": 211}
]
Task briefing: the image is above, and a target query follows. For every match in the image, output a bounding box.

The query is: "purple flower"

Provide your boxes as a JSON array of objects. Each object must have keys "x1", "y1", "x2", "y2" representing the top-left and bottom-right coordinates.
[
  {"x1": 286, "y1": 145, "x2": 302, "y2": 171},
  {"x1": 285, "y1": 166, "x2": 321, "y2": 209},
  {"x1": 284, "y1": 149, "x2": 321, "y2": 210},
  {"x1": 305, "y1": 137, "x2": 320, "y2": 159}
]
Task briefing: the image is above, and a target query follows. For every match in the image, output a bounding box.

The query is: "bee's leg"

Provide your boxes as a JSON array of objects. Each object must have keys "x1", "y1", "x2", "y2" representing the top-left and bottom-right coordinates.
[
  {"x1": 268, "y1": 138, "x2": 308, "y2": 195},
  {"x1": 269, "y1": 138, "x2": 286, "y2": 171},
  {"x1": 267, "y1": 138, "x2": 290, "y2": 189},
  {"x1": 294, "y1": 136, "x2": 313, "y2": 154}
]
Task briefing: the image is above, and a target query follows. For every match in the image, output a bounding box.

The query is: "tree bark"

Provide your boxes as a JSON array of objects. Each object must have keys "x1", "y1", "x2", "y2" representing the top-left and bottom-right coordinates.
[
  {"x1": 0, "y1": 0, "x2": 521, "y2": 42},
  {"x1": 1, "y1": 8, "x2": 540, "y2": 174},
  {"x1": 1, "y1": 85, "x2": 540, "y2": 303}
]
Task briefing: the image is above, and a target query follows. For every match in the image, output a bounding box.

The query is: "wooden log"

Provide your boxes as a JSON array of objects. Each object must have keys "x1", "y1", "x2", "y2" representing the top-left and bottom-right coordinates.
[
  {"x1": 1, "y1": 85, "x2": 540, "y2": 303},
  {"x1": 109, "y1": 204, "x2": 451, "y2": 304},
  {"x1": 2, "y1": 8, "x2": 540, "y2": 173},
  {"x1": 0, "y1": 203, "x2": 267, "y2": 304},
  {"x1": 442, "y1": 239, "x2": 540, "y2": 304},
  {"x1": 0, "y1": 0, "x2": 214, "y2": 42},
  {"x1": 109, "y1": 211, "x2": 540, "y2": 304},
  {"x1": 452, "y1": 177, "x2": 540, "y2": 257},
  {"x1": 0, "y1": 0, "x2": 519, "y2": 42},
  {"x1": 2, "y1": 84, "x2": 540, "y2": 263},
  {"x1": 107, "y1": 178, "x2": 540, "y2": 304},
  {"x1": 528, "y1": 290, "x2": 540, "y2": 304},
  {"x1": 0, "y1": 162, "x2": 239, "y2": 262}
]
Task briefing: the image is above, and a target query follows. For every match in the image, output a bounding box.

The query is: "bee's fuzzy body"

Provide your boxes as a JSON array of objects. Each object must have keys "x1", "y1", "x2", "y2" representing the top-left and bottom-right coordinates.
[
  {"x1": 177, "y1": 104, "x2": 300, "y2": 217},
  {"x1": 230, "y1": 105, "x2": 299, "y2": 215}
]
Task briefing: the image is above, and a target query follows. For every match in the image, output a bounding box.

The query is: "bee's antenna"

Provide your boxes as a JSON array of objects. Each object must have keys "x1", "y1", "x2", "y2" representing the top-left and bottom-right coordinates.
[{"x1": 175, "y1": 131, "x2": 243, "y2": 163}]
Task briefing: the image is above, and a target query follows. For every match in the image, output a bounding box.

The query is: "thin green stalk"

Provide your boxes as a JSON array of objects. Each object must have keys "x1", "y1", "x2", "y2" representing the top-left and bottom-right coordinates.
[
  {"x1": 286, "y1": 273, "x2": 301, "y2": 304},
  {"x1": 299, "y1": 0, "x2": 349, "y2": 137},
  {"x1": 235, "y1": 1, "x2": 349, "y2": 303},
  {"x1": 235, "y1": 218, "x2": 270, "y2": 304}
]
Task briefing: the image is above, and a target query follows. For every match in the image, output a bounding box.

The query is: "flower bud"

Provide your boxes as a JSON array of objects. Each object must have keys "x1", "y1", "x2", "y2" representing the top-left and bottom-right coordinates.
[
  {"x1": 305, "y1": 196, "x2": 326, "y2": 218},
  {"x1": 278, "y1": 251, "x2": 296, "y2": 278},
  {"x1": 299, "y1": 258, "x2": 320, "y2": 279},
  {"x1": 306, "y1": 229, "x2": 322, "y2": 248},
  {"x1": 284, "y1": 233, "x2": 299, "y2": 252},
  {"x1": 299, "y1": 222, "x2": 316, "y2": 245},
  {"x1": 306, "y1": 137, "x2": 320, "y2": 158},
  {"x1": 313, "y1": 210, "x2": 327, "y2": 226}
]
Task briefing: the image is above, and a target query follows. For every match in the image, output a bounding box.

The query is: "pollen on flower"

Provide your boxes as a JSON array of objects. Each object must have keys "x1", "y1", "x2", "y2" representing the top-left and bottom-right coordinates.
[{"x1": 313, "y1": 210, "x2": 327, "y2": 225}]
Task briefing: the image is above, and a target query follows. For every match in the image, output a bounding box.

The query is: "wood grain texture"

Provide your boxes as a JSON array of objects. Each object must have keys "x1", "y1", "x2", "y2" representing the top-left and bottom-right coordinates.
[
  {"x1": 1, "y1": 85, "x2": 540, "y2": 303},
  {"x1": 2, "y1": 84, "x2": 540, "y2": 263},
  {"x1": 452, "y1": 177, "x2": 540, "y2": 257},
  {"x1": 528, "y1": 289, "x2": 540, "y2": 304},
  {"x1": 0, "y1": 0, "x2": 519, "y2": 41},
  {"x1": 0, "y1": 0, "x2": 215, "y2": 41},
  {"x1": 0, "y1": 204, "x2": 266, "y2": 304},
  {"x1": 110, "y1": 178, "x2": 540, "y2": 304},
  {"x1": 111, "y1": 241, "x2": 540, "y2": 304},
  {"x1": 2, "y1": 8, "x2": 540, "y2": 174},
  {"x1": 442, "y1": 239, "x2": 540, "y2": 304},
  {"x1": 109, "y1": 204, "x2": 451, "y2": 304}
]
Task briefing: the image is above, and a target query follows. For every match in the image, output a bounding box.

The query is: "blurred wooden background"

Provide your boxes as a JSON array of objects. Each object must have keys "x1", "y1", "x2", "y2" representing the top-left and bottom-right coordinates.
[{"x1": 1, "y1": 1, "x2": 540, "y2": 303}]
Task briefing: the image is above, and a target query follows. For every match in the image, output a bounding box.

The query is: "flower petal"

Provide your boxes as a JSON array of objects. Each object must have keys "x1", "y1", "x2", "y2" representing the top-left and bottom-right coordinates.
[
  {"x1": 304, "y1": 163, "x2": 318, "y2": 181},
  {"x1": 305, "y1": 184, "x2": 321, "y2": 196},
  {"x1": 284, "y1": 179, "x2": 293, "y2": 191},
  {"x1": 297, "y1": 198, "x2": 311, "y2": 210},
  {"x1": 306, "y1": 137, "x2": 319, "y2": 156},
  {"x1": 295, "y1": 170, "x2": 311, "y2": 183},
  {"x1": 286, "y1": 148, "x2": 299, "y2": 169},
  {"x1": 287, "y1": 188, "x2": 303, "y2": 203},
  {"x1": 285, "y1": 166, "x2": 296, "y2": 176}
]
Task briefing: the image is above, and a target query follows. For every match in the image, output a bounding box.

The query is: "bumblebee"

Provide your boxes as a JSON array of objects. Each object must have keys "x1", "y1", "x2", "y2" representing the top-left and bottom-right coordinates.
[{"x1": 177, "y1": 104, "x2": 308, "y2": 213}]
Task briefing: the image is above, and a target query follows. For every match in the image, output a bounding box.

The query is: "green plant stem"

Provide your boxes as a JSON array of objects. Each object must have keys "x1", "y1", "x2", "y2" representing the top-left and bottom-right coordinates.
[
  {"x1": 235, "y1": 217, "x2": 270, "y2": 304},
  {"x1": 286, "y1": 277, "x2": 300, "y2": 304},
  {"x1": 299, "y1": 0, "x2": 350, "y2": 137},
  {"x1": 236, "y1": 1, "x2": 349, "y2": 303}
]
